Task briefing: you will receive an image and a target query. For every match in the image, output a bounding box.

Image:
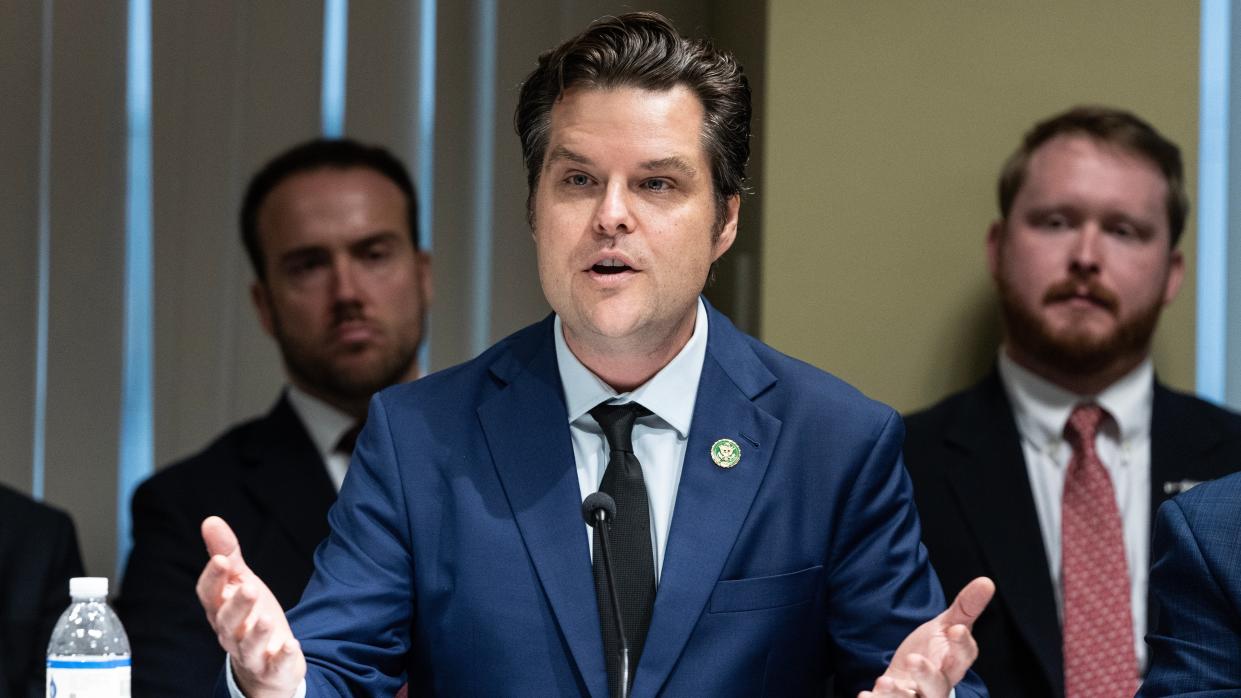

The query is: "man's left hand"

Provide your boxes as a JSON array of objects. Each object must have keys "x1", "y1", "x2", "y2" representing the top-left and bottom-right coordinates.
[{"x1": 859, "y1": 576, "x2": 995, "y2": 698}]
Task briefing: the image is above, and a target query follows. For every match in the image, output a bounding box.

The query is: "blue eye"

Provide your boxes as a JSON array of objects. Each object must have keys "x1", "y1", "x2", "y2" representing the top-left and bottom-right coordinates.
[
  {"x1": 644, "y1": 178, "x2": 672, "y2": 192},
  {"x1": 566, "y1": 174, "x2": 591, "y2": 186}
]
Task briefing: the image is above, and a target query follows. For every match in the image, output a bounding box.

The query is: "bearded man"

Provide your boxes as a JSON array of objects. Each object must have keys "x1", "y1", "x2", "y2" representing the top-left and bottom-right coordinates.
[
  {"x1": 117, "y1": 139, "x2": 431, "y2": 697},
  {"x1": 903, "y1": 106, "x2": 1241, "y2": 698}
]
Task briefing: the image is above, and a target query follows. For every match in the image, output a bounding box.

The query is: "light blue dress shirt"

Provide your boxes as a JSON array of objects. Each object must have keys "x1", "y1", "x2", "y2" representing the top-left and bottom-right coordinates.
[{"x1": 555, "y1": 298, "x2": 708, "y2": 582}]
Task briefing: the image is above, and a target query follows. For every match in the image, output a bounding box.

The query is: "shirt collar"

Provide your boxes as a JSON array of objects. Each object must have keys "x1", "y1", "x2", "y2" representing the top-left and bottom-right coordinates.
[
  {"x1": 284, "y1": 385, "x2": 358, "y2": 460},
  {"x1": 997, "y1": 348, "x2": 1154, "y2": 450},
  {"x1": 554, "y1": 298, "x2": 708, "y2": 438}
]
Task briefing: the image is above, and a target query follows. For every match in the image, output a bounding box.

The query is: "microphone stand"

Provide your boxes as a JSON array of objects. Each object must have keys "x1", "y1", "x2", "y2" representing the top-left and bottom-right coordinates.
[{"x1": 591, "y1": 507, "x2": 631, "y2": 698}]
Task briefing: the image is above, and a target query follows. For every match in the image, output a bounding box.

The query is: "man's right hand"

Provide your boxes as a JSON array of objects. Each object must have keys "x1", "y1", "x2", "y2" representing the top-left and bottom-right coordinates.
[{"x1": 196, "y1": 516, "x2": 306, "y2": 698}]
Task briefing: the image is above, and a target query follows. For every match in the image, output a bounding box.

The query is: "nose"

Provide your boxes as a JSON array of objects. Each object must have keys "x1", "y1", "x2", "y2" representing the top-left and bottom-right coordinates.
[
  {"x1": 331, "y1": 254, "x2": 361, "y2": 301},
  {"x1": 594, "y1": 180, "x2": 635, "y2": 238},
  {"x1": 1068, "y1": 223, "x2": 1102, "y2": 276}
]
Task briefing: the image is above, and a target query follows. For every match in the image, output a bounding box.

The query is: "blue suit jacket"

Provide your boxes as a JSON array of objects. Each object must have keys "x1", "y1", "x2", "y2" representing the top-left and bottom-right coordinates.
[
  {"x1": 272, "y1": 304, "x2": 985, "y2": 697},
  {"x1": 1141, "y1": 471, "x2": 1241, "y2": 696}
]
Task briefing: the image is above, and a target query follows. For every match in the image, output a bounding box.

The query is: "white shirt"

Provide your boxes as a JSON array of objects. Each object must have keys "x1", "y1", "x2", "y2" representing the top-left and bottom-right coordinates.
[
  {"x1": 555, "y1": 299, "x2": 708, "y2": 582},
  {"x1": 998, "y1": 350, "x2": 1152, "y2": 670},
  {"x1": 285, "y1": 385, "x2": 358, "y2": 492}
]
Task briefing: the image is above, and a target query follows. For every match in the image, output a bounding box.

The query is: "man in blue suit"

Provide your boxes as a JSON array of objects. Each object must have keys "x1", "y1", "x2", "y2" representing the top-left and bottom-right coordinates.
[
  {"x1": 197, "y1": 12, "x2": 993, "y2": 697},
  {"x1": 1141, "y1": 471, "x2": 1241, "y2": 695}
]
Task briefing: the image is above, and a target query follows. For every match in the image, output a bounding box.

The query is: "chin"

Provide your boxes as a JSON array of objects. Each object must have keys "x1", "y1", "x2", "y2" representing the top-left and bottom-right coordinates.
[
  {"x1": 1045, "y1": 321, "x2": 1115, "y2": 346},
  {"x1": 574, "y1": 303, "x2": 643, "y2": 335},
  {"x1": 1049, "y1": 332, "x2": 1113, "y2": 355},
  {"x1": 584, "y1": 319, "x2": 642, "y2": 340}
]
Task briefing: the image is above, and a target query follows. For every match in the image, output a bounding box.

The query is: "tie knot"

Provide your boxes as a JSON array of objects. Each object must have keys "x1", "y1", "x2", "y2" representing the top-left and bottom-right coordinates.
[
  {"x1": 335, "y1": 422, "x2": 364, "y2": 455},
  {"x1": 590, "y1": 402, "x2": 651, "y2": 454},
  {"x1": 1064, "y1": 403, "x2": 1106, "y2": 448}
]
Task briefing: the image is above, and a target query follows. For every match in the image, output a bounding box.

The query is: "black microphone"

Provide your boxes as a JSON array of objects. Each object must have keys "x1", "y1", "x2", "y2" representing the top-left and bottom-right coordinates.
[{"x1": 581, "y1": 492, "x2": 631, "y2": 698}]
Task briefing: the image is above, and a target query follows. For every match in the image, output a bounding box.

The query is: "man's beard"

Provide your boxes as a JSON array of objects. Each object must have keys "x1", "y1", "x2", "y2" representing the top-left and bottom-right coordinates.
[
  {"x1": 997, "y1": 275, "x2": 1164, "y2": 377},
  {"x1": 272, "y1": 311, "x2": 420, "y2": 405}
]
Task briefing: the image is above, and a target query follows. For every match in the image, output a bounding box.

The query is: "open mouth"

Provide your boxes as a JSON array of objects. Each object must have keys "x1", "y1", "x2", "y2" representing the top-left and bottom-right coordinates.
[{"x1": 591, "y1": 258, "x2": 633, "y2": 275}]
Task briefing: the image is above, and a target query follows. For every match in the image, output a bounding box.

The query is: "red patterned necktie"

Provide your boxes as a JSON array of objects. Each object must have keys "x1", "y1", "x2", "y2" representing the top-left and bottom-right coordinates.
[{"x1": 1061, "y1": 403, "x2": 1138, "y2": 698}]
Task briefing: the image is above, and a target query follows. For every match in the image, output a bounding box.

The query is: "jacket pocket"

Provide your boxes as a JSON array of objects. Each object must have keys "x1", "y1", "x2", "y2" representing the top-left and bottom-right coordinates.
[{"x1": 708, "y1": 565, "x2": 822, "y2": 614}]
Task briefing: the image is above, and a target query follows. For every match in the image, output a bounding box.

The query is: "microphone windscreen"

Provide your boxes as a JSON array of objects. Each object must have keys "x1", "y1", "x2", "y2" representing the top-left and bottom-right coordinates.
[{"x1": 581, "y1": 491, "x2": 617, "y2": 526}]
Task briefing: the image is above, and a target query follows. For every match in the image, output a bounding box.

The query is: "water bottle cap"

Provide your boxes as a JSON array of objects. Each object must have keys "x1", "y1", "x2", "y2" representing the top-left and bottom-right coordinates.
[{"x1": 69, "y1": 577, "x2": 108, "y2": 598}]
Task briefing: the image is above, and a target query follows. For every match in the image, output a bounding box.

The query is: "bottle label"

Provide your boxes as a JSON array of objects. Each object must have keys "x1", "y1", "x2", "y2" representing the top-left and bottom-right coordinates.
[{"x1": 46, "y1": 658, "x2": 131, "y2": 697}]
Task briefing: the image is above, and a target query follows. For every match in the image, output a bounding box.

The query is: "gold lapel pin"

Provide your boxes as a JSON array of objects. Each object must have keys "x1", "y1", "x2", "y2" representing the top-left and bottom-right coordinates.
[{"x1": 711, "y1": 438, "x2": 741, "y2": 468}]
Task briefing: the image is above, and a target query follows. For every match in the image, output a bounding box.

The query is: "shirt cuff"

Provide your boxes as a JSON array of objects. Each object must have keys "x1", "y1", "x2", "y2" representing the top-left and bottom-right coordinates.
[{"x1": 225, "y1": 655, "x2": 307, "y2": 698}]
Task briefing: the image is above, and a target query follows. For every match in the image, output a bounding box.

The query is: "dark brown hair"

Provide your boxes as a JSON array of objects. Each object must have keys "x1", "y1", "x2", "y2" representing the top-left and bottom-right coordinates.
[
  {"x1": 998, "y1": 106, "x2": 1187, "y2": 246},
  {"x1": 514, "y1": 11, "x2": 751, "y2": 227},
  {"x1": 241, "y1": 138, "x2": 419, "y2": 280}
]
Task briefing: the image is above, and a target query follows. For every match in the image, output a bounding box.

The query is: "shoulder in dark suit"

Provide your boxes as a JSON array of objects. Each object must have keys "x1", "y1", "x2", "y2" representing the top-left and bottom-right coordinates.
[
  {"x1": 903, "y1": 371, "x2": 1241, "y2": 698},
  {"x1": 1141, "y1": 470, "x2": 1241, "y2": 696},
  {"x1": 117, "y1": 396, "x2": 335, "y2": 697},
  {"x1": 0, "y1": 483, "x2": 85, "y2": 698},
  {"x1": 266, "y1": 304, "x2": 985, "y2": 697}
]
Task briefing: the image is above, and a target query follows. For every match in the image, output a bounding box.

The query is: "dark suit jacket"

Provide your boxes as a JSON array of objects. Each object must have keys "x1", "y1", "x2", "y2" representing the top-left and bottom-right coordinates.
[
  {"x1": 118, "y1": 396, "x2": 336, "y2": 697},
  {"x1": 1141, "y1": 470, "x2": 1241, "y2": 696},
  {"x1": 0, "y1": 484, "x2": 84, "y2": 698},
  {"x1": 903, "y1": 370, "x2": 1241, "y2": 698},
  {"x1": 239, "y1": 304, "x2": 985, "y2": 697}
]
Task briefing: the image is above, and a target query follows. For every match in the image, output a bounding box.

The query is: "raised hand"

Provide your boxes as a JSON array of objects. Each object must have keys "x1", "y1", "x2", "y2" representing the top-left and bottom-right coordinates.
[
  {"x1": 859, "y1": 576, "x2": 995, "y2": 698},
  {"x1": 196, "y1": 516, "x2": 305, "y2": 698}
]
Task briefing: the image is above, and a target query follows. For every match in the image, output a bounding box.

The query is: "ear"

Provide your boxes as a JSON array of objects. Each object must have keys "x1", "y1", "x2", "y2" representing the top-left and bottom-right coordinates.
[
  {"x1": 528, "y1": 189, "x2": 541, "y2": 244},
  {"x1": 1162, "y1": 247, "x2": 1185, "y2": 306},
  {"x1": 250, "y1": 281, "x2": 276, "y2": 338},
  {"x1": 985, "y1": 219, "x2": 1005, "y2": 279},
  {"x1": 711, "y1": 194, "x2": 741, "y2": 261},
  {"x1": 416, "y1": 250, "x2": 434, "y2": 306}
]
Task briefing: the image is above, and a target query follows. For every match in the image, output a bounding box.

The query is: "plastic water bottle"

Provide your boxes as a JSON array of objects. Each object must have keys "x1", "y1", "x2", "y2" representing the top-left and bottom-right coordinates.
[{"x1": 46, "y1": 577, "x2": 131, "y2": 697}]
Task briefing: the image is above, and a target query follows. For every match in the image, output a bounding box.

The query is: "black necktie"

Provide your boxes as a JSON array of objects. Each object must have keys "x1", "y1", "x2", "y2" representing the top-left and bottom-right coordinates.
[
  {"x1": 335, "y1": 422, "x2": 363, "y2": 455},
  {"x1": 590, "y1": 402, "x2": 656, "y2": 696}
]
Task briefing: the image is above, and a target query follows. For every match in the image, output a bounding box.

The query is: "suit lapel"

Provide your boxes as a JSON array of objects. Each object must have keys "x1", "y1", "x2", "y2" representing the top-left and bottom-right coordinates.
[
  {"x1": 941, "y1": 373, "x2": 1063, "y2": 694},
  {"x1": 1148, "y1": 382, "x2": 1236, "y2": 519},
  {"x1": 478, "y1": 322, "x2": 608, "y2": 698},
  {"x1": 1150, "y1": 384, "x2": 1189, "y2": 529},
  {"x1": 634, "y1": 306, "x2": 780, "y2": 698},
  {"x1": 240, "y1": 396, "x2": 337, "y2": 558},
  {"x1": 1146, "y1": 381, "x2": 1239, "y2": 630}
]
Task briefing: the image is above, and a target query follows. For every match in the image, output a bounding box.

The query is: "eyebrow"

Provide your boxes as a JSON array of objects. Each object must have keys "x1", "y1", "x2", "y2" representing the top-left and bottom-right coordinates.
[
  {"x1": 546, "y1": 145, "x2": 592, "y2": 167},
  {"x1": 277, "y1": 231, "x2": 403, "y2": 263},
  {"x1": 545, "y1": 147, "x2": 699, "y2": 178},
  {"x1": 277, "y1": 246, "x2": 328, "y2": 269},
  {"x1": 640, "y1": 156, "x2": 697, "y2": 178},
  {"x1": 349, "y1": 230, "x2": 404, "y2": 247}
]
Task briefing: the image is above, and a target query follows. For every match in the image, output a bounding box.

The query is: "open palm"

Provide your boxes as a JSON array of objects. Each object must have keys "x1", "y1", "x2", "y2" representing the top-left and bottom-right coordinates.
[{"x1": 860, "y1": 576, "x2": 994, "y2": 698}]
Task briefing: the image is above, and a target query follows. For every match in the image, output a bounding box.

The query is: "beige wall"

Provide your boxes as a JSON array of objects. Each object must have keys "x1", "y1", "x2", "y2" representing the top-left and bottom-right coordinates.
[{"x1": 761, "y1": 2, "x2": 1200, "y2": 413}]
